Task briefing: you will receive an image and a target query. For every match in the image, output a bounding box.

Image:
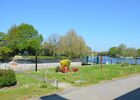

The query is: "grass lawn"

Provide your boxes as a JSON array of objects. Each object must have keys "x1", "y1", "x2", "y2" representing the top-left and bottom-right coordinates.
[
  {"x1": 27, "y1": 64, "x2": 140, "y2": 86},
  {"x1": 0, "y1": 73, "x2": 60, "y2": 100},
  {"x1": 0, "y1": 64, "x2": 140, "y2": 100}
]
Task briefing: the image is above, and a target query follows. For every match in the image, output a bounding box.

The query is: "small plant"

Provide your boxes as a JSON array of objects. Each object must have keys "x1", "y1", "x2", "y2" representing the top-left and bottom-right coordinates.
[
  {"x1": 71, "y1": 67, "x2": 78, "y2": 72},
  {"x1": 58, "y1": 59, "x2": 71, "y2": 73},
  {"x1": 121, "y1": 62, "x2": 129, "y2": 67},
  {"x1": 55, "y1": 65, "x2": 61, "y2": 72},
  {"x1": 0, "y1": 69, "x2": 17, "y2": 88},
  {"x1": 57, "y1": 59, "x2": 79, "y2": 73}
]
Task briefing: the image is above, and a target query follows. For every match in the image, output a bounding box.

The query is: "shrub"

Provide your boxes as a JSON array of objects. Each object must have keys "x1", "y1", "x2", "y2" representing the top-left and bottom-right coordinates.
[{"x1": 0, "y1": 69, "x2": 17, "y2": 88}]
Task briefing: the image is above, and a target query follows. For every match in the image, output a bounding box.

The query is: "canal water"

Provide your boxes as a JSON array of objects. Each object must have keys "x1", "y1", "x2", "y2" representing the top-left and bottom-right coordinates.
[{"x1": 84, "y1": 56, "x2": 140, "y2": 64}]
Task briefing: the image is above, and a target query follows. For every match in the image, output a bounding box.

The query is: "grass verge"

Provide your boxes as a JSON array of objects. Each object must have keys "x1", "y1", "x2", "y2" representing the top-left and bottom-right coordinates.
[{"x1": 0, "y1": 73, "x2": 60, "y2": 100}]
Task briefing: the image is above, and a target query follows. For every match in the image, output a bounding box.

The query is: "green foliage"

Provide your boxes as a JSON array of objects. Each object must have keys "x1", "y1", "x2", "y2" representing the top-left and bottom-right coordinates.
[
  {"x1": 55, "y1": 65, "x2": 61, "y2": 72},
  {"x1": 5, "y1": 23, "x2": 43, "y2": 55},
  {"x1": 117, "y1": 44, "x2": 127, "y2": 57},
  {"x1": 0, "y1": 32, "x2": 5, "y2": 46},
  {"x1": 0, "y1": 47, "x2": 12, "y2": 61},
  {"x1": 126, "y1": 48, "x2": 137, "y2": 57},
  {"x1": 0, "y1": 69, "x2": 17, "y2": 88},
  {"x1": 42, "y1": 30, "x2": 91, "y2": 58},
  {"x1": 109, "y1": 44, "x2": 137, "y2": 57},
  {"x1": 109, "y1": 47, "x2": 118, "y2": 57},
  {"x1": 1, "y1": 24, "x2": 92, "y2": 58},
  {"x1": 58, "y1": 30, "x2": 91, "y2": 58},
  {"x1": 0, "y1": 32, "x2": 12, "y2": 61},
  {"x1": 137, "y1": 49, "x2": 140, "y2": 57}
]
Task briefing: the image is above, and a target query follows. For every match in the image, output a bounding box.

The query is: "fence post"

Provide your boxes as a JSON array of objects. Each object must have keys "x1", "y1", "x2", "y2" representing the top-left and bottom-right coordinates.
[
  {"x1": 56, "y1": 80, "x2": 58, "y2": 89},
  {"x1": 35, "y1": 54, "x2": 38, "y2": 72}
]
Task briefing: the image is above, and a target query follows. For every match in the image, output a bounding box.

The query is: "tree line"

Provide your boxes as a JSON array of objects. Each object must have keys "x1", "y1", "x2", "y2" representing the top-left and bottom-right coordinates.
[
  {"x1": 97, "y1": 44, "x2": 140, "y2": 58},
  {"x1": 109, "y1": 44, "x2": 140, "y2": 58},
  {"x1": 0, "y1": 23, "x2": 91, "y2": 61}
]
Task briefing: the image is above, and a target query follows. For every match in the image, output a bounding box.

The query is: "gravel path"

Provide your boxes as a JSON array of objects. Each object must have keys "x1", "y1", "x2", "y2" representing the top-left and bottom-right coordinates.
[{"x1": 32, "y1": 74, "x2": 140, "y2": 100}]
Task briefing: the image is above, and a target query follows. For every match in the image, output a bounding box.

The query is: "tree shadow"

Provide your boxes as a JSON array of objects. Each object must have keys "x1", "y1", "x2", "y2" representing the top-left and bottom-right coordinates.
[
  {"x1": 40, "y1": 94, "x2": 68, "y2": 100},
  {"x1": 114, "y1": 88, "x2": 140, "y2": 100}
]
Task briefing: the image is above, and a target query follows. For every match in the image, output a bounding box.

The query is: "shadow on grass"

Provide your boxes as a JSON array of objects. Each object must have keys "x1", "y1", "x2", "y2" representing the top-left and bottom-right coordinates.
[
  {"x1": 115, "y1": 88, "x2": 140, "y2": 100},
  {"x1": 40, "y1": 94, "x2": 68, "y2": 100}
]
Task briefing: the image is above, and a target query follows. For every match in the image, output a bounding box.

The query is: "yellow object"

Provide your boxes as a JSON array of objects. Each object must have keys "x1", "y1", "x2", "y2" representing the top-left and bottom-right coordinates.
[{"x1": 60, "y1": 59, "x2": 71, "y2": 67}]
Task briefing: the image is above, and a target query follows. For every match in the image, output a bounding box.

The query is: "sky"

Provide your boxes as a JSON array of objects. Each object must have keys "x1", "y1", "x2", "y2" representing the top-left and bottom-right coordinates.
[{"x1": 0, "y1": 0, "x2": 140, "y2": 51}]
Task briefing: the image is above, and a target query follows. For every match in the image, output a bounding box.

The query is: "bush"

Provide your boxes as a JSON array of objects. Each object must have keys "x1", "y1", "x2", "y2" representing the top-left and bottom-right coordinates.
[{"x1": 0, "y1": 69, "x2": 17, "y2": 88}]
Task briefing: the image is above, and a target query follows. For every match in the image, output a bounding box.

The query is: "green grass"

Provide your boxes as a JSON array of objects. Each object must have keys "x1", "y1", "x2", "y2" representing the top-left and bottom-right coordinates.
[
  {"x1": 27, "y1": 64, "x2": 140, "y2": 86},
  {"x1": 0, "y1": 73, "x2": 60, "y2": 100},
  {"x1": 1, "y1": 64, "x2": 140, "y2": 100}
]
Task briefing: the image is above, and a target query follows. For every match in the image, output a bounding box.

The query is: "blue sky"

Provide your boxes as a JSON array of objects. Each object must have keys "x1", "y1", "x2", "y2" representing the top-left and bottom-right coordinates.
[{"x1": 0, "y1": 0, "x2": 140, "y2": 51}]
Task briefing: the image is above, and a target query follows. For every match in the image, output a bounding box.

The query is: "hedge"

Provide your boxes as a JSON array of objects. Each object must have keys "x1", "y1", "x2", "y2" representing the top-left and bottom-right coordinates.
[{"x1": 0, "y1": 69, "x2": 17, "y2": 88}]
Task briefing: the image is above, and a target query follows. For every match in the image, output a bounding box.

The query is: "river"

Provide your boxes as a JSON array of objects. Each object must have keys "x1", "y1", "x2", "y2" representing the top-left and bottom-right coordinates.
[{"x1": 86, "y1": 56, "x2": 140, "y2": 64}]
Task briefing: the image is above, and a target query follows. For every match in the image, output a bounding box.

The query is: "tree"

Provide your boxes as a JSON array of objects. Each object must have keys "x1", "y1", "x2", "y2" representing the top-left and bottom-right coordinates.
[
  {"x1": 117, "y1": 44, "x2": 127, "y2": 57},
  {"x1": 137, "y1": 49, "x2": 140, "y2": 57},
  {"x1": 58, "y1": 30, "x2": 91, "y2": 58},
  {"x1": 0, "y1": 32, "x2": 12, "y2": 61},
  {"x1": 0, "y1": 47, "x2": 12, "y2": 62},
  {"x1": 126, "y1": 48, "x2": 137, "y2": 57},
  {"x1": 98, "y1": 51, "x2": 109, "y2": 56},
  {"x1": 43, "y1": 33, "x2": 60, "y2": 56},
  {"x1": 5, "y1": 23, "x2": 43, "y2": 55},
  {"x1": 0, "y1": 32, "x2": 5, "y2": 46},
  {"x1": 109, "y1": 47, "x2": 118, "y2": 57}
]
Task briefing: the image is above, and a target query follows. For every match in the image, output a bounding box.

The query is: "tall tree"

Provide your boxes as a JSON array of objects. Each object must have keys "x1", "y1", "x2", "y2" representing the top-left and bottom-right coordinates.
[
  {"x1": 117, "y1": 44, "x2": 127, "y2": 57},
  {"x1": 126, "y1": 48, "x2": 137, "y2": 57},
  {"x1": 44, "y1": 33, "x2": 60, "y2": 56},
  {"x1": 58, "y1": 30, "x2": 91, "y2": 58},
  {"x1": 137, "y1": 49, "x2": 140, "y2": 57},
  {"x1": 109, "y1": 47, "x2": 118, "y2": 57},
  {"x1": 5, "y1": 23, "x2": 43, "y2": 55},
  {"x1": 0, "y1": 32, "x2": 12, "y2": 61},
  {"x1": 0, "y1": 32, "x2": 4, "y2": 46}
]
